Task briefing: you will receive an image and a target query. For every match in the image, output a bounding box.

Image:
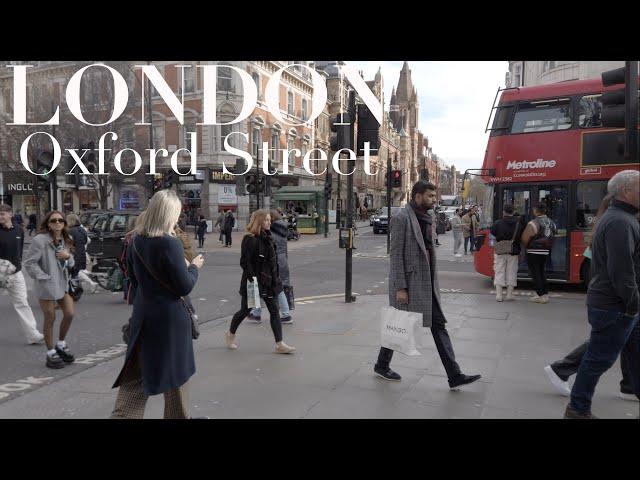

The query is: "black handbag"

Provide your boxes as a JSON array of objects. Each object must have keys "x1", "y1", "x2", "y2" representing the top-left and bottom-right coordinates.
[
  {"x1": 68, "y1": 278, "x2": 84, "y2": 302},
  {"x1": 132, "y1": 240, "x2": 200, "y2": 340}
]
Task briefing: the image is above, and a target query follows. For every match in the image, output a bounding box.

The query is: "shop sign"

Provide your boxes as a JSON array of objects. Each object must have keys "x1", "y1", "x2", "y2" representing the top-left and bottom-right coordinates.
[
  {"x1": 218, "y1": 185, "x2": 237, "y2": 204},
  {"x1": 4, "y1": 183, "x2": 35, "y2": 195},
  {"x1": 211, "y1": 168, "x2": 236, "y2": 184}
]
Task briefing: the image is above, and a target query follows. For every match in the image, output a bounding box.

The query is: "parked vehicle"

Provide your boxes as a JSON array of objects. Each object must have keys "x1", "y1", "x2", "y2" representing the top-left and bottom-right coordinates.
[{"x1": 87, "y1": 210, "x2": 141, "y2": 262}]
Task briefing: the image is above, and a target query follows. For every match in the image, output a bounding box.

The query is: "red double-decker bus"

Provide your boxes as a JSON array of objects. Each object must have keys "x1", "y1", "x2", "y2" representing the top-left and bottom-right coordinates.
[{"x1": 474, "y1": 76, "x2": 639, "y2": 287}]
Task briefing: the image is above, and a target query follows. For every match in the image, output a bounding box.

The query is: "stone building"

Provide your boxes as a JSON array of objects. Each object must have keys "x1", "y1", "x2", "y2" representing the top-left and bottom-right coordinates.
[{"x1": 506, "y1": 61, "x2": 625, "y2": 88}]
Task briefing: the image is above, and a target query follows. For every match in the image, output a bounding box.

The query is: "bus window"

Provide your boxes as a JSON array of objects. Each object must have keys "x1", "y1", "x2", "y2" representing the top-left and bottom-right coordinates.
[
  {"x1": 511, "y1": 98, "x2": 572, "y2": 134},
  {"x1": 576, "y1": 181, "x2": 608, "y2": 228},
  {"x1": 578, "y1": 95, "x2": 602, "y2": 128},
  {"x1": 490, "y1": 105, "x2": 514, "y2": 135}
]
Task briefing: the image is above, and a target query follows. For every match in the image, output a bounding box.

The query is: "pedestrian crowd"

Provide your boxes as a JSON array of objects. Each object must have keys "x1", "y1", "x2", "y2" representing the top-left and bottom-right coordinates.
[{"x1": 0, "y1": 171, "x2": 637, "y2": 419}]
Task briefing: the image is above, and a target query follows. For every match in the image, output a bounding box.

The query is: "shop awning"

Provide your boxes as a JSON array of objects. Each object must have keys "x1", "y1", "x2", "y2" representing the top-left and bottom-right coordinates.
[{"x1": 272, "y1": 192, "x2": 316, "y2": 201}]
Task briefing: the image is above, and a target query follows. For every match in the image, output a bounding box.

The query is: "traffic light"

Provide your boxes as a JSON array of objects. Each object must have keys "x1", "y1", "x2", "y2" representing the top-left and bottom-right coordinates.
[
  {"x1": 462, "y1": 178, "x2": 471, "y2": 200},
  {"x1": 601, "y1": 67, "x2": 626, "y2": 128},
  {"x1": 330, "y1": 113, "x2": 353, "y2": 151},
  {"x1": 601, "y1": 62, "x2": 638, "y2": 159},
  {"x1": 246, "y1": 174, "x2": 257, "y2": 194},
  {"x1": 356, "y1": 104, "x2": 380, "y2": 155},
  {"x1": 324, "y1": 174, "x2": 333, "y2": 198},
  {"x1": 391, "y1": 170, "x2": 402, "y2": 188}
]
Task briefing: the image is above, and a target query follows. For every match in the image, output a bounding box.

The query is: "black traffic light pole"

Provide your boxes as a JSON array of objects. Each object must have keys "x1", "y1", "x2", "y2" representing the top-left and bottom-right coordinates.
[
  {"x1": 324, "y1": 168, "x2": 330, "y2": 238},
  {"x1": 386, "y1": 152, "x2": 392, "y2": 255},
  {"x1": 256, "y1": 164, "x2": 261, "y2": 210},
  {"x1": 345, "y1": 90, "x2": 356, "y2": 303},
  {"x1": 625, "y1": 61, "x2": 638, "y2": 162}
]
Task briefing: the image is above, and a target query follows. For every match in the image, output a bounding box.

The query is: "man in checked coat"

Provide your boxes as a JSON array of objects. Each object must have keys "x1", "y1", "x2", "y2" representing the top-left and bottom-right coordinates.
[{"x1": 374, "y1": 180, "x2": 482, "y2": 389}]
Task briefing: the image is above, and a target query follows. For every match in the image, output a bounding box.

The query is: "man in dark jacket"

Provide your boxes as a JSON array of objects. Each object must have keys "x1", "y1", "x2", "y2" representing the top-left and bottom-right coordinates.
[
  {"x1": 0, "y1": 204, "x2": 44, "y2": 344},
  {"x1": 223, "y1": 211, "x2": 234, "y2": 247},
  {"x1": 490, "y1": 204, "x2": 522, "y2": 302},
  {"x1": 373, "y1": 181, "x2": 481, "y2": 390},
  {"x1": 564, "y1": 170, "x2": 639, "y2": 419}
]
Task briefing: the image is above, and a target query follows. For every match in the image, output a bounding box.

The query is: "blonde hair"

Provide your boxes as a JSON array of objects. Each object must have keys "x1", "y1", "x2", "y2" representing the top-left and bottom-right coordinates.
[
  {"x1": 135, "y1": 190, "x2": 182, "y2": 237},
  {"x1": 66, "y1": 213, "x2": 80, "y2": 227},
  {"x1": 245, "y1": 209, "x2": 270, "y2": 236}
]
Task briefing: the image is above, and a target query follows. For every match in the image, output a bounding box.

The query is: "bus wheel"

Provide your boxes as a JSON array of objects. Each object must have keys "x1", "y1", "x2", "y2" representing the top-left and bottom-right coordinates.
[{"x1": 580, "y1": 259, "x2": 591, "y2": 289}]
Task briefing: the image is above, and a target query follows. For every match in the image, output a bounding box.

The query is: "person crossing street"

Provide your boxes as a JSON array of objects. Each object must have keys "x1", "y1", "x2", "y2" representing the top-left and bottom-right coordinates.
[{"x1": 373, "y1": 180, "x2": 481, "y2": 390}]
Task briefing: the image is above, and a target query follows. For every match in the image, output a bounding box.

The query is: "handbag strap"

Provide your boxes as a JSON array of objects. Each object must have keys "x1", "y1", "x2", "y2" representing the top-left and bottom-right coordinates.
[
  {"x1": 509, "y1": 221, "x2": 520, "y2": 242},
  {"x1": 132, "y1": 237, "x2": 183, "y2": 298}
]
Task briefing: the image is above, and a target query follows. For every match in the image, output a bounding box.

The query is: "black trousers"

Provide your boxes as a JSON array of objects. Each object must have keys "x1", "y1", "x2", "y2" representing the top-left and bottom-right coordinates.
[
  {"x1": 527, "y1": 253, "x2": 548, "y2": 296},
  {"x1": 224, "y1": 230, "x2": 232, "y2": 246},
  {"x1": 551, "y1": 320, "x2": 640, "y2": 398},
  {"x1": 230, "y1": 293, "x2": 283, "y2": 343},
  {"x1": 376, "y1": 301, "x2": 462, "y2": 380},
  {"x1": 197, "y1": 234, "x2": 205, "y2": 248}
]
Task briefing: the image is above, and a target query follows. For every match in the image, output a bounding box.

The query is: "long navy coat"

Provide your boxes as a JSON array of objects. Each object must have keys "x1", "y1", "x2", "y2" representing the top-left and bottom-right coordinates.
[{"x1": 113, "y1": 234, "x2": 199, "y2": 396}]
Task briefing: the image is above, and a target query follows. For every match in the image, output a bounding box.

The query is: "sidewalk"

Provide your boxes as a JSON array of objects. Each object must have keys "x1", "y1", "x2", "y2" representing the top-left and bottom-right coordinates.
[{"x1": 1, "y1": 291, "x2": 637, "y2": 419}]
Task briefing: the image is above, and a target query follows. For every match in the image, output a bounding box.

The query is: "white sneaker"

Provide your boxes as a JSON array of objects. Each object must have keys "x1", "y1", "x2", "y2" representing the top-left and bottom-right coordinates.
[
  {"x1": 28, "y1": 333, "x2": 45, "y2": 345},
  {"x1": 539, "y1": 294, "x2": 550, "y2": 304},
  {"x1": 454, "y1": 253, "x2": 462, "y2": 258},
  {"x1": 505, "y1": 286, "x2": 515, "y2": 301},
  {"x1": 275, "y1": 342, "x2": 296, "y2": 354},
  {"x1": 618, "y1": 391, "x2": 639, "y2": 402},
  {"x1": 224, "y1": 331, "x2": 238, "y2": 350},
  {"x1": 529, "y1": 295, "x2": 542, "y2": 303},
  {"x1": 544, "y1": 365, "x2": 571, "y2": 396}
]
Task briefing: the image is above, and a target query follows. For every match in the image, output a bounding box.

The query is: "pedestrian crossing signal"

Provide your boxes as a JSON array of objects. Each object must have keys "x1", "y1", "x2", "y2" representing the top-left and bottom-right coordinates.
[{"x1": 391, "y1": 170, "x2": 402, "y2": 188}]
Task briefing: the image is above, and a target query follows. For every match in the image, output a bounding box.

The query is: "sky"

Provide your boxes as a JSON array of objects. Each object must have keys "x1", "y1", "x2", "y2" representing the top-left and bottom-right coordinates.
[{"x1": 348, "y1": 61, "x2": 508, "y2": 173}]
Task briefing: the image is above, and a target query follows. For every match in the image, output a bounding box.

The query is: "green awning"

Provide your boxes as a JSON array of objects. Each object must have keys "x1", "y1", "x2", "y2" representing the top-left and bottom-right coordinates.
[{"x1": 272, "y1": 192, "x2": 316, "y2": 201}]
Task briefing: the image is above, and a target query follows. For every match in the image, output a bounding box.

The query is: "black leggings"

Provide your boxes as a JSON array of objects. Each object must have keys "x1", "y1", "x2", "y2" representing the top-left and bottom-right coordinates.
[
  {"x1": 230, "y1": 294, "x2": 282, "y2": 343},
  {"x1": 527, "y1": 253, "x2": 548, "y2": 296}
]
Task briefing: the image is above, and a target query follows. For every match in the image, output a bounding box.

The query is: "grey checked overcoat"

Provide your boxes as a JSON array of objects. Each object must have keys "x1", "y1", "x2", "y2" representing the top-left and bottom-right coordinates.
[
  {"x1": 388, "y1": 204, "x2": 442, "y2": 328},
  {"x1": 23, "y1": 233, "x2": 75, "y2": 301}
]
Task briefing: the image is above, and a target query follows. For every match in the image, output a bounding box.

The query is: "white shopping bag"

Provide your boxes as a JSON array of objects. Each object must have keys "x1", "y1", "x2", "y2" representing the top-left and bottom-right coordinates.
[
  {"x1": 380, "y1": 306, "x2": 423, "y2": 356},
  {"x1": 246, "y1": 276, "x2": 261, "y2": 309}
]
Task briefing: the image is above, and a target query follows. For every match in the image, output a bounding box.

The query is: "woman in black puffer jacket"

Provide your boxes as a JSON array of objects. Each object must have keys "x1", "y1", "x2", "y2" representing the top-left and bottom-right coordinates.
[{"x1": 225, "y1": 209, "x2": 296, "y2": 354}]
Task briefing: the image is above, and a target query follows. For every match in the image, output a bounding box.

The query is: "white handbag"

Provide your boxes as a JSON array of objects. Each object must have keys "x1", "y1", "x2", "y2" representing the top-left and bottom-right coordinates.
[
  {"x1": 0, "y1": 259, "x2": 17, "y2": 289},
  {"x1": 380, "y1": 306, "x2": 423, "y2": 356},
  {"x1": 246, "y1": 276, "x2": 261, "y2": 309}
]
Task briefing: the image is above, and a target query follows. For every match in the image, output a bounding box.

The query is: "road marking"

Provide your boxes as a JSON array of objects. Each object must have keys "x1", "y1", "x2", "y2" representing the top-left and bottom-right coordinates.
[
  {"x1": 0, "y1": 375, "x2": 55, "y2": 401},
  {"x1": 73, "y1": 343, "x2": 128, "y2": 365},
  {"x1": 296, "y1": 293, "x2": 360, "y2": 302}
]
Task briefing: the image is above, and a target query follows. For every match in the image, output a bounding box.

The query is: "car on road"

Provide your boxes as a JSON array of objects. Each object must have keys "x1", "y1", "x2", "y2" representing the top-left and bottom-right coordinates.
[
  {"x1": 372, "y1": 206, "x2": 403, "y2": 234},
  {"x1": 86, "y1": 210, "x2": 141, "y2": 261}
]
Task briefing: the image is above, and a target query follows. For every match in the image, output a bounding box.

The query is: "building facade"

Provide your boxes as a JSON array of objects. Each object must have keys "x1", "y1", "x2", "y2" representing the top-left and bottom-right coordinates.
[{"x1": 506, "y1": 61, "x2": 625, "y2": 88}]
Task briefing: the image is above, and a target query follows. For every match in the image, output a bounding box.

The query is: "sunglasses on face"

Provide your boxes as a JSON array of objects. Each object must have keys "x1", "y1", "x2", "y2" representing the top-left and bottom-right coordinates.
[{"x1": 49, "y1": 218, "x2": 65, "y2": 224}]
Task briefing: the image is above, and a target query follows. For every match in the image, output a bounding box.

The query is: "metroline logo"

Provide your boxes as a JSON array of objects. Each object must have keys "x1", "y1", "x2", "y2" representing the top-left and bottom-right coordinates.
[{"x1": 506, "y1": 159, "x2": 557, "y2": 170}]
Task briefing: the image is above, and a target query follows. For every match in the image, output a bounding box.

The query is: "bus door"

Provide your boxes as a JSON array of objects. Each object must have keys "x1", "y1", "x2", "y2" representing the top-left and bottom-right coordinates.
[
  {"x1": 501, "y1": 186, "x2": 532, "y2": 274},
  {"x1": 537, "y1": 185, "x2": 569, "y2": 279}
]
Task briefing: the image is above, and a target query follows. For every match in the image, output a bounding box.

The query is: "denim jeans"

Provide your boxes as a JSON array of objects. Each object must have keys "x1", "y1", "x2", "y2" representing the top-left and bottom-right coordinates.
[
  {"x1": 250, "y1": 290, "x2": 290, "y2": 318},
  {"x1": 570, "y1": 307, "x2": 639, "y2": 413}
]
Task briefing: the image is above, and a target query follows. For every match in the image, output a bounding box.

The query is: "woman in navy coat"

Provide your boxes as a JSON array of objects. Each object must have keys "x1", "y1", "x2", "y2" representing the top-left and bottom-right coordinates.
[{"x1": 110, "y1": 190, "x2": 204, "y2": 419}]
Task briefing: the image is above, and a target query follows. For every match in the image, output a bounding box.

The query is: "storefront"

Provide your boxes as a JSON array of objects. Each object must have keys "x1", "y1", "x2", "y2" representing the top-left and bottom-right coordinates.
[
  {"x1": 117, "y1": 186, "x2": 143, "y2": 210},
  {"x1": 177, "y1": 169, "x2": 206, "y2": 226},
  {"x1": 60, "y1": 189, "x2": 100, "y2": 213},
  {"x1": 210, "y1": 167, "x2": 238, "y2": 215},
  {"x1": 272, "y1": 186, "x2": 325, "y2": 234},
  {"x1": 0, "y1": 173, "x2": 40, "y2": 216}
]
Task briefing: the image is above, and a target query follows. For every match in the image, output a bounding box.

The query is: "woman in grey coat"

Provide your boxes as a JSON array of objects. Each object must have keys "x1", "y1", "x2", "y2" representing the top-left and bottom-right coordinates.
[
  {"x1": 248, "y1": 209, "x2": 293, "y2": 324},
  {"x1": 23, "y1": 211, "x2": 76, "y2": 369}
]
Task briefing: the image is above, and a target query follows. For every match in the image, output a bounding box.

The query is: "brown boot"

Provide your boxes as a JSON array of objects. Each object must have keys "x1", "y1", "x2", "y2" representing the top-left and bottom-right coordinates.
[{"x1": 564, "y1": 404, "x2": 598, "y2": 419}]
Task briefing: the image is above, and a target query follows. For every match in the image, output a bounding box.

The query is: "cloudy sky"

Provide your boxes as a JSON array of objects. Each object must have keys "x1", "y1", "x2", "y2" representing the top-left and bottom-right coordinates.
[{"x1": 348, "y1": 61, "x2": 508, "y2": 173}]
